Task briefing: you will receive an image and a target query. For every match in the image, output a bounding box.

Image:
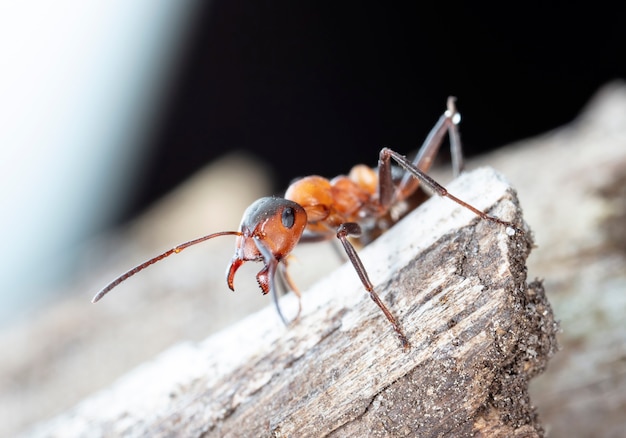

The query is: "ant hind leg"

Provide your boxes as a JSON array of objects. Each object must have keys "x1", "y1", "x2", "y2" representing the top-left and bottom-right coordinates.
[{"x1": 378, "y1": 97, "x2": 464, "y2": 209}]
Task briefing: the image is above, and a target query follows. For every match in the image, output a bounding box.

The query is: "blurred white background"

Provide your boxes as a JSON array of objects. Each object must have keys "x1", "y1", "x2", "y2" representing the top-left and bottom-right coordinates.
[{"x1": 0, "y1": 1, "x2": 200, "y2": 325}]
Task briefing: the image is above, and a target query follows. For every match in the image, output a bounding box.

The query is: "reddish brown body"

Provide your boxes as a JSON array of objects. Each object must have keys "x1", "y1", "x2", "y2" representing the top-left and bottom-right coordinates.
[
  {"x1": 93, "y1": 98, "x2": 521, "y2": 350},
  {"x1": 285, "y1": 166, "x2": 379, "y2": 233}
]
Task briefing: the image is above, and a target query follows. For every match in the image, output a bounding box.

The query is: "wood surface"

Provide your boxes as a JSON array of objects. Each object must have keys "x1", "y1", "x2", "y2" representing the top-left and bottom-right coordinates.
[
  {"x1": 12, "y1": 83, "x2": 626, "y2": 438},
  {"x1": 30, "y1": 168, "x2": 556, "y2": 437}
]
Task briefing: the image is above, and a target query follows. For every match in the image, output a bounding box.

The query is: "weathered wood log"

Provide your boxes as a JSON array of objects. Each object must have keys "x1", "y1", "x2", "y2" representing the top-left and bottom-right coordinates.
[
  {"x1": 31, "y1": 167, "x2": 557, "y2": 437},
  {"x1": 475, "y1": 82, "x2": 626, "y2": 438}
]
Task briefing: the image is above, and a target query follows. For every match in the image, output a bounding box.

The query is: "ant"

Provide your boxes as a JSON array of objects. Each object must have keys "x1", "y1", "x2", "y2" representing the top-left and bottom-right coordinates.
[{"x1": 92, "y1": 97, "x2": 521, "y2": 350}]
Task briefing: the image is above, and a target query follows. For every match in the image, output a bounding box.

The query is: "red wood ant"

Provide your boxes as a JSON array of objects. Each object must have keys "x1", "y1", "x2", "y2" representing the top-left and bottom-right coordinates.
[{"x1": 92, "y1": 97, "x2": 521, "y2": 350}]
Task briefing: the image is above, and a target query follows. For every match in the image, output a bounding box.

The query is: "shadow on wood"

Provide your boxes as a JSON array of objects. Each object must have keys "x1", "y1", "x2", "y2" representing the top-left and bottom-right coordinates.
[{"x1": 31, "y1": 167, "x2": 557, "y2": 437}]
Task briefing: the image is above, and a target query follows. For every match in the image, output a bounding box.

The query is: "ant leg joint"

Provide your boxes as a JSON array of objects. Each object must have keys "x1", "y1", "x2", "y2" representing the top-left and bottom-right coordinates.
[
  {"x1": 337, "y1": 222, "x2": 362, "y2": 238},
  {"x1": 445, "y1": 96, "x2": 461, "y2": 125}
]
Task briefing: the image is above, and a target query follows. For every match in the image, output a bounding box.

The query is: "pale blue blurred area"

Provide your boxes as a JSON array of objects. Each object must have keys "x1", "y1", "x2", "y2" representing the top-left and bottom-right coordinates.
[{"x1": 0, "y1": 1, "x2": 201, "y2": 324}]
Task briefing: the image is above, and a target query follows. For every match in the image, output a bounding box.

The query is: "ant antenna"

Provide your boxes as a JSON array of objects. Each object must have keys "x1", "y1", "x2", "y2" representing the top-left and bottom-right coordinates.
[{"x1": 92, "y1": 231, "x2": 242, "y2": 303}]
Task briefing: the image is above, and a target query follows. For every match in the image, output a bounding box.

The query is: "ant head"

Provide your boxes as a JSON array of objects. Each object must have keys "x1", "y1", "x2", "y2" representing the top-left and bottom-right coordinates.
[{"x1": 226, "y1": 197, "x2": 307, "y2": 294}]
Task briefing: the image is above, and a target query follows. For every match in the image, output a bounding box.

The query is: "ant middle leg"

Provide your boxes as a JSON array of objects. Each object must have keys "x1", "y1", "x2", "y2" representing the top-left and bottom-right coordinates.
[
  {"x1": 336, "y1": 222, "x2": 410, "y2": 350},
  {"x1": 379, "y1": 148, "x2": 523, "y2": 234}
]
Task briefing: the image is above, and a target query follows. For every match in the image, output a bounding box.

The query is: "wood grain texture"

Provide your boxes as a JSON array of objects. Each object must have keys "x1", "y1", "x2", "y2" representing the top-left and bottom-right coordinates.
[{"x1": 30, "y1": 168, "x2": 557, "y2": 438}]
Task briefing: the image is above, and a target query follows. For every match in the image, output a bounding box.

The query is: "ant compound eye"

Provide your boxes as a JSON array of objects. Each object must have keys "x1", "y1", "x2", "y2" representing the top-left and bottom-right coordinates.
[{"x1": 281, "y1": 207, "x2": 295, "y2": 228}]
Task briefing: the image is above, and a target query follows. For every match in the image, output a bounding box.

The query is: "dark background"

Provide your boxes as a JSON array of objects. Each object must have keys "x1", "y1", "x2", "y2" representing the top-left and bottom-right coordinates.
[{"x1": 124, "y1": 2, "x2": 624, "y2": 224}]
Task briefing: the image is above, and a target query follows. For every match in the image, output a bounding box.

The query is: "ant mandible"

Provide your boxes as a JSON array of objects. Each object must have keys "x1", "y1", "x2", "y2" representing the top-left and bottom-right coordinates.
[{"x1": 92, "y1": 97, "x2": 521, "y2": 350}]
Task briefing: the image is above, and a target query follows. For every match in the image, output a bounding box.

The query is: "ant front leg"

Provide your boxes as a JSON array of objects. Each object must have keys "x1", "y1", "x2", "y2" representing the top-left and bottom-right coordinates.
[
  {"x1": 255, "y1": 241, "x2": 302, "y2": 327},
  {"x1": 251, "y1": 236, "x2": 291, "y2": 327},
  {"x1": 336, "y1": 222, "x2": 410, "y2": 350},
  {"x1": 276, "y1": 260, "x2": 303, "y2": 323}
]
